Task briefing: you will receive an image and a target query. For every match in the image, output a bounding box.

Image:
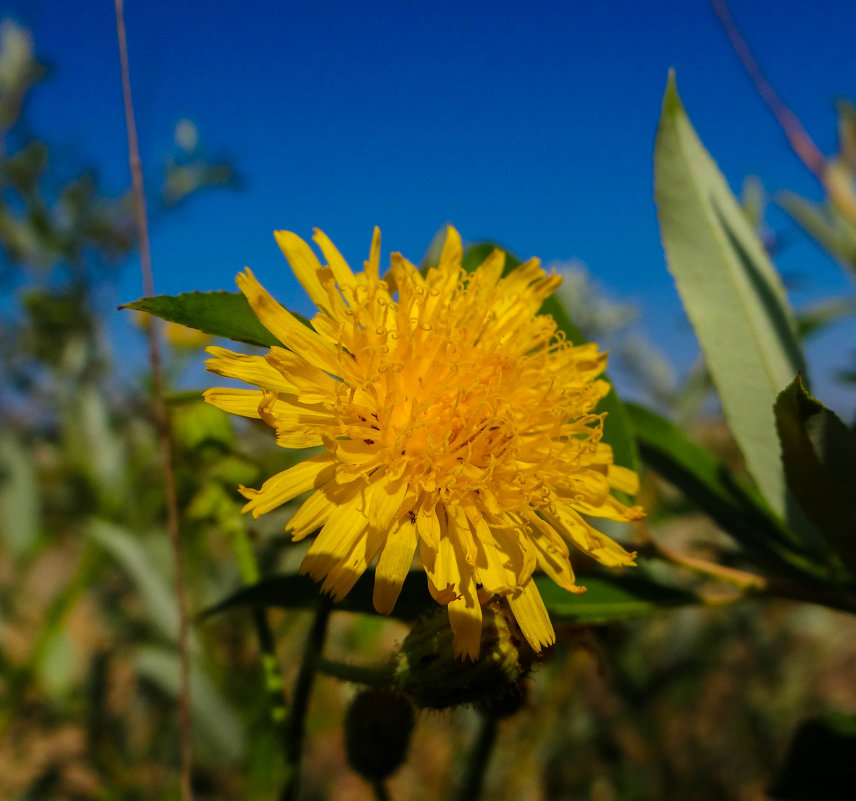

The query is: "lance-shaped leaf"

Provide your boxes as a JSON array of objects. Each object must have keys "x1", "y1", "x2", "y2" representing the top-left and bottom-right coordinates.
[
  {"x1": 654, "y1": 72, "x2": 807, "y2": 525},
  {"x1": 202, "y1": 569, "x2": 698, "y2": 625},
  {"x1": 774, "y1": 375, "x2": 856, "y2": 575},
  {"x1": 121, "y1": 291, "x2": 285, "y2": 348},
  {"x1": 627, "y1": 403, "x2": 820, "y2": 579}
]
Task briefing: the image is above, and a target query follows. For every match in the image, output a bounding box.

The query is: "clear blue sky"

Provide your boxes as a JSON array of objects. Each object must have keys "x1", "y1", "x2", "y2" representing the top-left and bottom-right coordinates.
[{"x1": 7, "y1": 0, "x2": 856, "y2": 415}]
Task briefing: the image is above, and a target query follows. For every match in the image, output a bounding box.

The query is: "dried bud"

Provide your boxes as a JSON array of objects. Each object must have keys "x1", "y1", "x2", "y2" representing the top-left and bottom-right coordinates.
[{"x1": 344, "y1": 688, "x2": 415, "y2": 781}]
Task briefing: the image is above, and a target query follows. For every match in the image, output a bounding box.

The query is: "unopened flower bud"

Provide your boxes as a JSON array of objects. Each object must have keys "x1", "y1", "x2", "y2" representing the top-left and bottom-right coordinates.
[{"x1": 395, "y1": 602, "x2": 539, "y2": 712}]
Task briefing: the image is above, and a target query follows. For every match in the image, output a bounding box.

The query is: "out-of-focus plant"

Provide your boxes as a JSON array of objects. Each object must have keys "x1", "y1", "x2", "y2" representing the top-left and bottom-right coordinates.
[{"x1": 0, "y1": 18, "x2": 256, "y2": 800}]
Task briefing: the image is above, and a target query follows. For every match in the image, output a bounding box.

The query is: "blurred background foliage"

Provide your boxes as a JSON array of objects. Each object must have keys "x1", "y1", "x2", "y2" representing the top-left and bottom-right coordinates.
[{"x1": 2, "y1": 16, "x2": 856, "y2": 801}]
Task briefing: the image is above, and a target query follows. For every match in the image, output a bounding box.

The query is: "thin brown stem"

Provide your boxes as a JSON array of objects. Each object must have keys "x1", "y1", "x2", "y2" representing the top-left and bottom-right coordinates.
[
  {"x1": 114, "y1": 3, "x2": 194, "y2": 799},
  {"x1": 711, "y1": 0, "x2": 826, "y2": 180}
]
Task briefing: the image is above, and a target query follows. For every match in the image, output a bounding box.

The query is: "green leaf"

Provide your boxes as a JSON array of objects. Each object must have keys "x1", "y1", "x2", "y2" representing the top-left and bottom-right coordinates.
[
  {"x1": 136, "y1": 646, "x2": 245, "y2": 761},
  {"x1": 89, "y1": 520, "x2": 187, "y2": 644},
  {"x1": 202, "y1": 568, "x2": 697, "y2": 625},
  {"x1": 121, "y1": 291, "x2": 283, "y2": 348},
  {"x1": 463, "y1": 242, "x2": 639, "y2": 473},
  {"x1": 654, "y1": 72, "x2": 807, "y2": 525},
  {"x1": 778, "y1": 190, "x2": 856, "y2": 272},
  {"x1": 626, "y1": 403, "x2": 815, "y2": 574},
  {"x1": 774, "y1": 375, "x2": 856, "y2": 574},
  {"x1": 0, "y1": 430, "x2": 41, "y2": 558},
  {"x1": 796, "y1": 297, "x2": 856, "y2": 339}
]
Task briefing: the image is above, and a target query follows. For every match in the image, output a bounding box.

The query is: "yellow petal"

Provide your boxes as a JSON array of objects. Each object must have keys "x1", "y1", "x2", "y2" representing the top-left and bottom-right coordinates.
[
  {"x1": 524, "y1": 512, "x2": 585, "y2": 594},
  {"x1": 507, "y1": 581, "x2": 555, "y2": 652},
  {"x1": 238, "y1": 454, "x2": 335, "y2": 519},
  {"x1": 312, "y1": 228, "x2": 357, "y2": 291},
  {"x1": 205, "y1": 346, "x2": 295, "y2": 392},
  {"x1": 365, "y1": 226, "x2": 381, "y2": 282},
  {"x1": 373, "y1": 512, "x2": 418, "y2": 615},
  {"x1": 236, "y1": 269, "x2": 340, "y2": 375},
  {"x1": 545, "y1": 505, "x2": 637, "y2": 568},
  {"x1": 287, "y1": 489, "x2": 339, "y2": 539},
  {"x1": 607, "y1": 463, "x2": 640, "y2": 495},
  {"x1": 274, "y1": 230, "x2": 330, "y2": 313},
  {"x1": 448, "y1": 574, "x2": 481, "y2": 661},
  {"x1": 203, "y1": 387, "x2": 262, "y2": 419},
  {"x1": 300, "y1": 489, "x2": 370, "y2": 582},
  {"x1": 265, "y1": 347, "x2": 339, "y2": 404},
  {"x1": 439, "y1": 225, "x2": 463, "y2": 268},
  {"x1": 319, "y1": 526, "x2": 386, "y2": 602}
]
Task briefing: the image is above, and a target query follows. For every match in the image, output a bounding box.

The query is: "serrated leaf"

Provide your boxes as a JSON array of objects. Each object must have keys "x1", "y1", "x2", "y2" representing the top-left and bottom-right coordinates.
[
  {"x1": 202, "y1": 568, "x2": 698, "y2": 625},
  {"x1": 626, "y1": 403, "x2": 816, "y2": 576},
  {"x1": 655, "y1": 72, "x2": 807, "y2": 525},
  {"x1": 121, "y1": 291, "x2": 283, "y2": 348},
  {"x1": 774, "y1": 375, "x2": 856, "y2": 574},
  {"x1": 463, "y1": 242, "x2": 638, "y2": 474}
]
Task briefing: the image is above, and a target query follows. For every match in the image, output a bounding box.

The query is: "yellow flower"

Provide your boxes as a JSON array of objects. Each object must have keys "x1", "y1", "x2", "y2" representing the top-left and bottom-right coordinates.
[{"x1": 204, "y1": 227, "x2": 644, "y2": 659}]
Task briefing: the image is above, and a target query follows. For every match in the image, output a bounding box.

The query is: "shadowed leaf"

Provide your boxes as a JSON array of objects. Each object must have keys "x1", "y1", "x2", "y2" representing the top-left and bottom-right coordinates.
[
  {"x1": 202, "y1": 568, "x2": 699, "y2": 624},
  {"x1": 774, "y1": 375, "x2": 856, "y2": 575}
]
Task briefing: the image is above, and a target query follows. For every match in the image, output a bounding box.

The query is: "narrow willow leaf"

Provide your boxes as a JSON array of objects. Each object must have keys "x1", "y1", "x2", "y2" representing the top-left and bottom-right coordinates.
[
  {"x1": 202, "y1": 569, "x2": 698, "y2": 624},
  {"x1": 536, "y1": 572, "x2": 698, "y2": 622},
  {"x1": 778, "y1": 191, "x2": 856, "y2": 271},
  {"x1": 774, "y1": 375, "x2": 856, "y2": 574},
  {"x1": 796, "y1": 297, "x2": 856, "y2": 339},
  {"x1": 0, "y1": 431, "x2": 40, "y2": 558},
  {"x1": 121, "y1": 291, "x2": 283, "y2": 348},
  {"x1": 655, "y1": 72, "x2": 807, "y2": 524},
  {"x1": 89, "y1": 520, "x2": 187, "y2": 644},
  {"x1": 463, "y1": 242, "x2": 638, "y2": 473},
  {"x1": 136, "y1": 646, "x2": 245, "y2": 760},
  {"x1": 627, "y1": 403, "x2": 817, "y2": 576}
]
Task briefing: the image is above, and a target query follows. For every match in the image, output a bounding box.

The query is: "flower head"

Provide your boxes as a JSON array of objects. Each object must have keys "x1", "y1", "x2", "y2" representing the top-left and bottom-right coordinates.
[{"x1": 205, "y1": 227, "x2": 644, "y2": 659}]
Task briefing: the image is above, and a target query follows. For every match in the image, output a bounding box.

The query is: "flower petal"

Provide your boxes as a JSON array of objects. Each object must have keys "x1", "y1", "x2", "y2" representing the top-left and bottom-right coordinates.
[
  {"x1": 239, "y1": 454, "x2": 336, "y2": 519},
  {"x1": 507, "y1": 581, "x2": 555, "y2": 651},
  {"x1": 203, "y1": 387, "x2": 262, "y2": 419},
  {"x1": 373, "y1": 512, "x2": 419, "y2": 615}
]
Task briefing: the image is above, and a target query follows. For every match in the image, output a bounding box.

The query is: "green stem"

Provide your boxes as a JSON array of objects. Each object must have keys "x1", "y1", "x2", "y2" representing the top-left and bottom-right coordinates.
[
  {"x1": 316, "y1": 657, "x2": 395, "y2": 687},
  {"x1": 455, "y1": 713, "x2": 499, "y2": 801},
  {"x1": 280, "y1": 597, "x2": 333, "y2": 801}
]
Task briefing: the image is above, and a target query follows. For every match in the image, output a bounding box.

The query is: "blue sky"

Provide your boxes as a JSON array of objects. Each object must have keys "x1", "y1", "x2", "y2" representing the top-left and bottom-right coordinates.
[{"x1": 7, "y1": 0, "x2": 856, "y2": 415}]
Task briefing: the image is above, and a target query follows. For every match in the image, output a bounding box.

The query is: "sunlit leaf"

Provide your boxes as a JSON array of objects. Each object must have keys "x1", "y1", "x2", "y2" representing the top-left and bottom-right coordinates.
[
  {"x1": 655, "y1": 72, "x2": 807, "y2": 526},
  {"x1": 121, "y1": 291, "x2": 284, "y2": 348},
  {"x1": 778, "y1": 190, "x2": 856, "y2": 272},
  {"x1": 796, "y1": 297, "x2": 856, "y2": 339}
]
